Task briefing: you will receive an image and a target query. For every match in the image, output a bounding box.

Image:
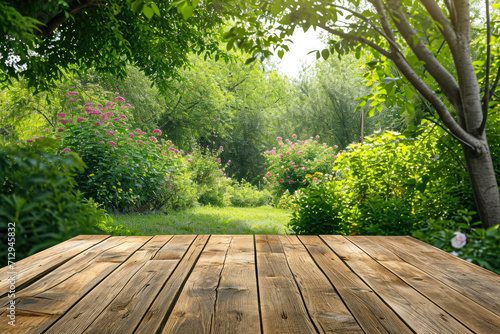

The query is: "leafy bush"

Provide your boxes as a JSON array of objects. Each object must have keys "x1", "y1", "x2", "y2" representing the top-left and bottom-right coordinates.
[
  {"x1": 412, "y1": 209, "x2": 500, "y2": 274},
  {"x1": 228, "y1": 181, "x2": 271, "y2": 207},
  {"x1": 187, "y1": 146, "x2": 229, "y2": 206},
  {"x1": 262, "y1": 135, "x2": 339, "y2": 200},
  {"x1": 0, "y1": 147, "x2": 108, "y2": 261},
  {"x1": 288, "y1": 126, "x2": 472, "y2": 235},
  {"x1": 26, "y1": 93, "x2": 203, "y2": 212}
]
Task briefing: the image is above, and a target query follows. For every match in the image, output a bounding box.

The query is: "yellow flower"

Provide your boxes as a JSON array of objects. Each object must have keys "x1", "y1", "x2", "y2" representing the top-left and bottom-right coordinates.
[
  {"x1": 112, "y1": 186, "x2": 116, "y2": 189},
  {"x1": 129, "y1": 188, "x2": 133, "y2": 191},
  {"x1": 118, "y1": 196, "x2": 122, "y2": 199},
  {"x1": 117, "y1": 182, "x2": 121, "y2": 186},
  {"x1": 89, "y1": 174, "x2": 94, "y2": 177},
  {"x1": 118, "y1": 188, "x2": 122, "y2": 193}
]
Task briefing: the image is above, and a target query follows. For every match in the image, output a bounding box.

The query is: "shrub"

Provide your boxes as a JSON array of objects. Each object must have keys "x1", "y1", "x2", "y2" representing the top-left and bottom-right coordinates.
[
  {"x1": 262, "y1": 135, "x2": 339, "y2": 200},
  {"x1": 187, "y1": 146, "x2": 229, "y2": 206},
  {"x1": 412, "y1": 209, "x2": 500, "y2": 274},
  {"x1": 288, "y1": 126, "x2": 473, "y2": 235},
  {"x1": 26, "y1": 92, "x2": 200, "y2": 212},
  {"x1": 0, "y1": 147, "x2": 108, "y2": 261},
  {"x1": 228, "y1": 181, "x2": 271, "y2": 207}
]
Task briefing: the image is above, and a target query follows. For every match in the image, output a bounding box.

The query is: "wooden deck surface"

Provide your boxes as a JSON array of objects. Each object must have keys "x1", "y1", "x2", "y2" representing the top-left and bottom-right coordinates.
[{"x1": 1, "y1": 235, "x2": 499, "y2": 333}]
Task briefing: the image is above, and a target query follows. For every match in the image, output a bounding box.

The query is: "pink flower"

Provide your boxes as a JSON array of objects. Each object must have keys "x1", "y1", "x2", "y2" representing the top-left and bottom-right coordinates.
[
  {"x1": 219, "y1": 146, "x2": 224, "y2": 151},
  {"x1": 277, "y1": 137, "x2": 282, "y2": 141},
  {"x1": 102, "y1": 115, "x2": 109, "y2": 121},
  {"x1": 99, "y1": 141, "x2": 104, "y2": 144},
  {"x1": 289, "y1": 180, "x2": 293, "y2": 184},
  {"x1": 266, "y1": 172, "x2": 271, "y2": 176},
  {"x1": 62, "y1": 148, "x2": 71, "y2": 153},
  {"x1": 292, "y1": 134, "x2": 297, "y2": 138},
  {"x1": 188, "y1": 158, "x2": 193, "y2": 162},
  {"x1": 280, "y1": 154, "x2": 284, "y2": 158},
  {"x1": 451, "y1": 232, "x2": 467, "y2": 249},
  {"x1": 120, "y1": 115, "x2": 127, "y2": 119},
  {"x1": 334, "y1": 145, "x2": 338, "y2": 149},
  {"x1": 128, "y1": 133, "x2": 134, "y2": 137},
  {"x1": 200, "y1": 171, "x2": 203, "y2": 174},
  {"x1": 84, "y1": 102, "x2": 93, "y2": 106},
  {"x1": 298, "y1": 151, "x2": 303, "y2": 154},
  {"x1": 113, "y1": 117, "x2": 120, "y2": 121},
  {"x1": 149, "y1": 136, "x2": 158, "y2": 143},
  {"x1": 58, "y1": 128, "x2": 64, "y2": 132},
  {"x1": 228, "y1": 160, "x2": 231, "y2": 163},
  {"x1": 27, "y1": 139, "x2": 33, "y2": 143},
  {"x1": 302, "y1": 167, "x2": 306, "y2": 171},
  {"x1": 108, "y1": 141, "x2": 117, "y2": 148},
  {"x1": 316, "y1": 135, "x2": 320, "y2": 139},
  {"x1": 57, "y1": 135, "x2": 61, "y2": 138},
  {"x1": 124, "y1": 155, "x2": 129, "y2": 159},
  {"x1": 286, "y1": 151, "x2": 290, "y2": 155},
  {"x1": 153, "y1": 129, "x2": 162, "y2": 134},
  {"x1": 69, "y1": 98, "x2": 76, "y2": 103},
  {"x1": 124, "y1": 161, "x2": 128, "y2": 164},
  {"x1": 97, "y1": 104, "x2": 103, "y2": 107},
  {"x1": 280, "y1": 179, "x2": 284, "y2": 183},
  {"x1": 57, "y1": 112, "x2": 66, "y2": 118},
  {"x1": 77, "y1": 118, "x2": 85, "y2": 123},
  {"x1": 273, "y1": 181, "x2": 277, "y2": 184},
  {"x1": 107, "y1": 130, "x2": 115, "y2": 135},
  {"x1": 45, "y1": 128, "x2": 49, "y2": 131}
]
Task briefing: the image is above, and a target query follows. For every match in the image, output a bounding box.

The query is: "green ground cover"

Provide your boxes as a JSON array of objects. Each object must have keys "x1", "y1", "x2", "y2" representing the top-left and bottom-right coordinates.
[{"x1": 110, "y1": 205, "x2": 291, "y2": 235}]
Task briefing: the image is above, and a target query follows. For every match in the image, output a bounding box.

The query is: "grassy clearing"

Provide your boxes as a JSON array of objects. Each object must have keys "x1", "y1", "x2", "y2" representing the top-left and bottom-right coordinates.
[{"x1": 110, "y1": 205, "x2": 292, "y2": 235}]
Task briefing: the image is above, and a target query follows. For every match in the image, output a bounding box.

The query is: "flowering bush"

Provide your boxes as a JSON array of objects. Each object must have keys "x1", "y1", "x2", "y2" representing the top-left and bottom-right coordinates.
[
  {"x1": 288, "y1": 126, "x2": 474, "y2": 236},
  {"x1": 262, "y1": 135, "x2": 340, "y2": 201},
  {"x1": 412, "y1": 209, "x2": 500, "y2": 274},
  {"x1": 26, "y1": 92, "x2": 201, "y2": 212},
  {"x1": 227, "y1": 181, "x2": 272, "y2": 207}
]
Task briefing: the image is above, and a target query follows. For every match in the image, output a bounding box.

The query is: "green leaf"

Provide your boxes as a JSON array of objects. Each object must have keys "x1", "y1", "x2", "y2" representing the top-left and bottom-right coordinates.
[
  {"x1": 278, "y1": 50, "x2": 284, "y2": 59},
  {"x1": 142, "y1": 6, "x2": 154, "y2": 19},
  {"x1": 321, "y1": 49, "x2": 330, "y2": 60},
  {"x1": 151, "y1": 3, "x2": 161, "y2": 17},
  {"x1": 245, "y1": 57, "x2": 257, "y2": 65}
]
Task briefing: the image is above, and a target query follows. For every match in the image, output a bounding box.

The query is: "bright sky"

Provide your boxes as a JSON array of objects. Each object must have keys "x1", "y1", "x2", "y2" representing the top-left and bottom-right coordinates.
[{"x1": 272, "y1": 28, "x2": 326, "y2": 78}]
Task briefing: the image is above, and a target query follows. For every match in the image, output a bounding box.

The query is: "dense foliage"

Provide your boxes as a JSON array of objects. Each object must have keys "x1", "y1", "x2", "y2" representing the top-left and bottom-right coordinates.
[{"x1": 0, "y1": 147, "x2": 108, "y2": 261}]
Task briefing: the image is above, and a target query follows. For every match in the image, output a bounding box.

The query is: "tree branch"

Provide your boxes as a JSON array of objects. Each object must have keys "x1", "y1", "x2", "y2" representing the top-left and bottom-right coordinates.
[
  {"x1": 386, "y1": 0, "x2": 464, "y2": 120},
  {"x1": 317, "y1": 23, "x2": 392, "y2": 58},
  {"x1": 479, "y1": 0, "x2": 492, "y2": 133},
  {"x1": 36, "y1": 0, "x2": 104, "y2": 38},
  {"x1": 419, "y1": 0, "x2": 457, "y2": 49}
]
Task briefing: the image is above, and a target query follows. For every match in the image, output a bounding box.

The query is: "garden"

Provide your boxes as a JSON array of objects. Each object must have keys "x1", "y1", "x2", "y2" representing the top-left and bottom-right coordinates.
[{"x1": 1, "y1": 1, "x2": 499, "y2": 275}]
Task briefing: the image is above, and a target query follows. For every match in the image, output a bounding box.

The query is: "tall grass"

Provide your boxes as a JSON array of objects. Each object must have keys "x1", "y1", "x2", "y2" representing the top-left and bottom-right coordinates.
[{"x1": 110, "y1": 206, "x2": 291, "y2": 235}]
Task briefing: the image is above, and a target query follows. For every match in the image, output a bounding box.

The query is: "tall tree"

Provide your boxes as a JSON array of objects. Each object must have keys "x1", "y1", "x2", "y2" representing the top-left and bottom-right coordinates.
[{"x1": 226, "y1": 0, "x2": 500, "y2": 227}]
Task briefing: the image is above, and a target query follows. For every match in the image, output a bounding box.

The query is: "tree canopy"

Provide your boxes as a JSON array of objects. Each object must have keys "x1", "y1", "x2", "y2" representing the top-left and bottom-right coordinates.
[{"x1": 0, "y1": 0, "x2": 230, "y2": 90}]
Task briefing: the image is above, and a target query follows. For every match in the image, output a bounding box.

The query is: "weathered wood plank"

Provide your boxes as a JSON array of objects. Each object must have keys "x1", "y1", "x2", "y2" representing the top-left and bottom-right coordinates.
[
  {"x1": 160, "y1": 235, "x2": 232, "y2": 334},
  {"x1": 256, "y1": 235, "x2": 317, "y2": 334},
  {"x1": 44, "y1": 235, "x2": 172, "y2": 334},
  {"x1": 279, "y1": 235, "x2": 362, "y2": 333},
  {"x1": 76, "y1": 235, "x2": 195, "y2": 334},
  {"x1": 0, "y1": 236, "x2": 150, "y2": 334},
  {"x1": 322, "y1": 235, "x2": 473, "y2": 334},
  {"x1": 368, "y1": 235, "x2": 500, "y2": 318},
  {"x1": 0, "y1": 235, "x2": 110, "y2": 296},
  {"x1": 211, "y1": 235, "x2": 261, "y2": 334},
  {"x1": 347, "y1": 236, "x2": 500, "y2": 333},
  {"x1": 299, "y1": 235, "x2": 412, "y2": 334},
  {"x1": 135, "y1": 235, "x2": 210, "y2": 333}
]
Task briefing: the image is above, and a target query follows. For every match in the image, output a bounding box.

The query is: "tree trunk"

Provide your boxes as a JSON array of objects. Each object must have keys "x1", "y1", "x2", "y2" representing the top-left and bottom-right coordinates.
[{"x1": 462, "y1": 136, "x2": 500, "y2": 228}]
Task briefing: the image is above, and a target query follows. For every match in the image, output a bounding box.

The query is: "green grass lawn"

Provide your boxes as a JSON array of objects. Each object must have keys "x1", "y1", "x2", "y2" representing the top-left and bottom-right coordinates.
[{"x1": 110, "y1": 205, "x2": 292, "y2": 235}]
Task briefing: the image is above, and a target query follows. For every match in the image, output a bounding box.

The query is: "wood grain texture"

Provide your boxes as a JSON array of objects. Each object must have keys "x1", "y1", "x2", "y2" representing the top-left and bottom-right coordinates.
[
  {"x1": 135, "y1": 235, "x2": 210, "y2": 333},
  {"x1": 280, "y1": 235, "x2": 362, "y2": 333},
  {"x1": 299, "y1": 235, "x2": 412, "y2": 334},
  {"x1": 80, "y1": 235, "x2": 195, "y2": 334},
  {"x1": 322, "y1": 235, "x2": 473, "y2": 334},
  {"x1": 44, "y1": 235, "x2": 171, "y2": 334},
  {"x1": 0, "y1": 235, "x2": 110, "y2": 296},
  {"x1": 0, "y1": 236, "x2": 150, "y2": 334},
  {"x1": 368, "y1": 235, "x2": 500, "y2": 317},
  {"x1": 256, "y1": 235, "x2": 318, "y2": 334},
  {"x1": 211, "y1": 235, "x2": 261, "y2": 334},
  {"x1": 347, "y1": 236, "x2": 500, "y2": 333},
  {"x1": 161, "y1": 235, "x2": 232, "y2": 334}
]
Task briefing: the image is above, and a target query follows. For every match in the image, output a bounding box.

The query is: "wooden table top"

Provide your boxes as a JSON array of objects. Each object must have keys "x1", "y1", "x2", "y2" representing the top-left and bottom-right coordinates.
[{"x1": 1, "y1": 235, "x2": 499, "y2": 333}]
